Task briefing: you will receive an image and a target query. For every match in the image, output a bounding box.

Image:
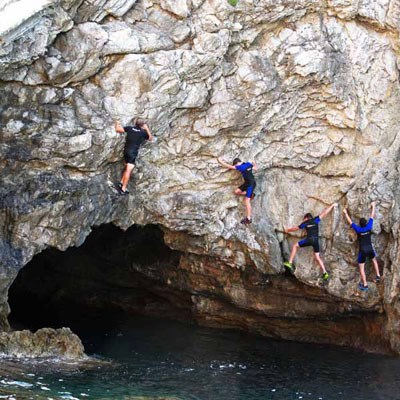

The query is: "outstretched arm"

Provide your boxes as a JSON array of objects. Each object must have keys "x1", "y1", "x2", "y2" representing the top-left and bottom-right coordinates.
[
  {"x1": 370, "y1": 201, "x2": 376, "y2": 219},
  {"x1": 218, "y1": 158, "x2": 237, "y2": 170},
  {"x1": 284, "y1": 226, "x2": 300, "y2": 234},
  {"x1": 143, "y1": 123, "x2": 154, "y2": 141},
  {"x1": 342, "y1": 208, "x2": 353, "y2": 225},
  {"x1": 320, "y1": 203, "x2": 338, "y2": 219},
  {"x1": 115, "y1": 121, "x2": 125, "y2": 134}
]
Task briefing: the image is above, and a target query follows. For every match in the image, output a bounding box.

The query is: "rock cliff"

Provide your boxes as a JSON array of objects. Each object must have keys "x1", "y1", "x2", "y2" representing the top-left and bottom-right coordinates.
[{"x1": 1, "y1": 0, "x2": 400, "y2": 354}]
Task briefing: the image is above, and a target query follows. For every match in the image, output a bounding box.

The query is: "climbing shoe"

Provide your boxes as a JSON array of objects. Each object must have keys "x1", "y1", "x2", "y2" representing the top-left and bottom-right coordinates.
[
  {"x1": 240, "y1": 217, "x2": 252, "y2": 225},
  {"x1": 322, "y1": 272, "x2": 330, "y2": 281},
  {"x1": 283, "y1": 261, "x2": 294, "y2": 271},
  {"x1": 358, "y1": 282, "x2": 369, "y2": 291},
  {"x1": 375, "y1": 276, "x2": 381, "y2": 283},
  {"x1": 255, "y1": 276, "x2": 270, "y2": 286},
  {"x1": 117, "y1": 182, "x2": 123, "y2": 189},
  {"x1": 119, "y1": 188, "x2": 129, "y2": 196}
]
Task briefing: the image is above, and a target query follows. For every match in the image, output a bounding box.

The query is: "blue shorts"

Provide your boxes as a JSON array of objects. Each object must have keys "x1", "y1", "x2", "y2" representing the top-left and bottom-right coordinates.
[
  {"x1": 358, "y1": 249, "x2": 376, "y2": 264},
  {"x1": 239, "y1": 182, "x2": 256, "y2": 198},
  {"x1": 298, "y1": 237, "x2": 320, "y2": 253}
]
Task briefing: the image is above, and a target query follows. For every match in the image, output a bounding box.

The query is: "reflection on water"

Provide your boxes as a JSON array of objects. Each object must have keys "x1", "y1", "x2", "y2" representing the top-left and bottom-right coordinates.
[{"x1": 1, "y1": 316, "x2": 400, "y2": 400}]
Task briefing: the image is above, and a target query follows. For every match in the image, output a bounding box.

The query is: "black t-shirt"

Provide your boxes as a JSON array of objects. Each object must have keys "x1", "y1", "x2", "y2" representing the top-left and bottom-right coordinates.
[
  {"x1": 124, "y1": 125, "x2": 149, "y2": 152},
  {"x1": 358, "y1": 231, "x2": 373, "y2": 250},
  {"x1": 298, "y1": 216, "x2": 321, "y2": 239}
]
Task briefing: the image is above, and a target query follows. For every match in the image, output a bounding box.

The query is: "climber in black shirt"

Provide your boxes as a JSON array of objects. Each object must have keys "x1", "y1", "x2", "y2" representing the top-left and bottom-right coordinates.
[
  {"x1": 283, "y1": 203, "x2": 337, "y2": 281},
  {"x1": 217, "y1": 157, "x2": 257, "y2": 225},
  {"x1": 343, "y1": 202, "x2": 381, "y2": 291},
  {"x1": 115, "y1": 118, "x2": 153, "y2": 195}
]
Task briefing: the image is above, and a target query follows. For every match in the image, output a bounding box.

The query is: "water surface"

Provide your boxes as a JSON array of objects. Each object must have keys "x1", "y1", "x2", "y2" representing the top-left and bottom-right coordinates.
[{"x1": 1, "y1": 316, "x2": 400, "y2": 400}]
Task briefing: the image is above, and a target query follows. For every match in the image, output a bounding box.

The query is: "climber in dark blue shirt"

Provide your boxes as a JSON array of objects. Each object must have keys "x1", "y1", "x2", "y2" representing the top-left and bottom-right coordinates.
[
  {"x1": 343, "y1": 202, "x2": 381, "y2": 291},
  {"x1": 217, "y1": 157, "x2": 257, "y2": 225},
  {"x1": 115, "y1": 118, "x2": 153, "y2": 195},
  {"x1": 283, "y1": 203, "x2": 337, "y2": 281}
]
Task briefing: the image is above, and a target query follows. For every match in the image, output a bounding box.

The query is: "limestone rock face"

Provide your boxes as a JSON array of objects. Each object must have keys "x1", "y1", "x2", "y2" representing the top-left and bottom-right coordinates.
[
  {"x1": 1, "y1": 0, "x2": 400, "y2": 353},
  {"x1": 0, "y1": 327, "x2": 86, "y2": 359}
]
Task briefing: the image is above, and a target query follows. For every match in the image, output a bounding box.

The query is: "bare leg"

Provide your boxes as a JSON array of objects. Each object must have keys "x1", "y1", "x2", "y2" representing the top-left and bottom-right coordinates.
[
  {"x1": 314, "y1": 252, "x2": 327, "y2": 274},
  {"x1": 121, "y1": 163, "x2": 135, "y2": 191},
  {"x1": 234, "y1": 189, "x2": 250, "y2": 220},
  {"x1": 244, "y1": 197, "x2": 252, "y2": 220},
  {"x1": 372, "y1": 258, "x2": 380, "y2": 278},
  {"x1": 358, "y1": 263, "x2": 367, "y2": 286},
  {"x1": 289, "y1": 243, "x2": 300, "y2": 264},
  {"x1": 120, "y1": 162, "x2": 127, "y2": 185}
]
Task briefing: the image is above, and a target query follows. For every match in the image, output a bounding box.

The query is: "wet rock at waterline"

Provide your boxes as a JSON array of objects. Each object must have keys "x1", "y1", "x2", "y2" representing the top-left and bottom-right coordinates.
[
  {"x1": 0, "y1": 328, "x2": 86, "y2": 360},
  {"x1": 1, "y1": 0, "x2": 400, "y2": 354}
]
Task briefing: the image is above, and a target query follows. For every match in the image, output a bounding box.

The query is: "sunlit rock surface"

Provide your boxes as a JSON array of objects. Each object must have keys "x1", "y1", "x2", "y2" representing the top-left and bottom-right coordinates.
[
  {"x1": 0, "y1": 327, "x2": 86, "y2": 359},
  {"x1": 1, "y1": 0, "x2": 400, "y2": 353}
]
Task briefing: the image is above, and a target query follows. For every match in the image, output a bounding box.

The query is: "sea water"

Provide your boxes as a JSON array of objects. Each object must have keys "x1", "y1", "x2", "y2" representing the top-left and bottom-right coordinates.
[{"x1": 1, "y1": 316, "x2": 400, "y2": 400}]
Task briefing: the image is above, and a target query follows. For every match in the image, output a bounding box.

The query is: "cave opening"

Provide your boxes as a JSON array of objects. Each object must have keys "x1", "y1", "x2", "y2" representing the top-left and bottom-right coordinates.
[{"x1": 8, "y1": 224, "x2": 192, "y2": 334}]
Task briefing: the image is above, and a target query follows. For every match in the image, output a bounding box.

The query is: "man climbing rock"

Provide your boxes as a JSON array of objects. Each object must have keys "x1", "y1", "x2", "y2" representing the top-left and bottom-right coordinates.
[
  {"x1": 343, "y1": 202, "x2": 381, "y2": 291},
  {"x1": 115, "y1": 118, "x2": 153, "y2": 195},
  {"x1": 217, "y1": 157, "x2": 257, "y2": 225},
  {"x1": 283, "y1": 203, "x2": 338, "y2": 281}
]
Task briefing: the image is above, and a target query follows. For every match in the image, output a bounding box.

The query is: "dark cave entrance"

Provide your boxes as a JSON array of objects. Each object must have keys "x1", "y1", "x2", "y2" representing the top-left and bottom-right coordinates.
[{"x1": 8, "y1": 224, "x2": 191, "y2": 334}]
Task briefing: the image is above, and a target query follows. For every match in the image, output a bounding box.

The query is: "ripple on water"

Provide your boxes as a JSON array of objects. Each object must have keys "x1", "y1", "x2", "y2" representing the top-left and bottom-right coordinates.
[
  {"x1": 0, "y1": 379, "x2": 33, "y2": 388},
  {"x1": 1, "y1": 317, "x2": 400, "y2": 400}
]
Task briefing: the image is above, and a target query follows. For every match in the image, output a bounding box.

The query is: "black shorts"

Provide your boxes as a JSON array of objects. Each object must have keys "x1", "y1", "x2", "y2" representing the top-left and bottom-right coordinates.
[
  {"x1": 358, "y1": 248, "x2": 376, "y2": 264},
  {"x1": 239, "y1": 182, "x2": 256, "y2": 198},
  {"x1": 124, "y1": 149, "x2": 139, "y2": 164},
  {"x1": 298, "y1": 237, "x2": 320, "y2": 253}
]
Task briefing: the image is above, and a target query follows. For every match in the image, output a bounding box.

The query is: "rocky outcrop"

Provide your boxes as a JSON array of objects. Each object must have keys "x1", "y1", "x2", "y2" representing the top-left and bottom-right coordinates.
[
  {"x1": 7, "y1": 224, "x2": 391, "y2": 355},
  {"x1": 0, "y1": 327, "x2": 86, "y2": 359},
  {"x1": 1, "y1": 0, "x2": 400, "y2": 353}
]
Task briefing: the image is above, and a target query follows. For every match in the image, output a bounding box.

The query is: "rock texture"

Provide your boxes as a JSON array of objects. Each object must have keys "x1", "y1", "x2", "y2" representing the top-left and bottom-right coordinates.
[
  {"x1": 0, "y1": 327, "x2": 86, "y2": 359},
  {"x1": 9, "y1": 224, "x2": 390, "y2": 354},
  {"x1": 1, "y1": 0, "x2": 400, "y2": 353}
]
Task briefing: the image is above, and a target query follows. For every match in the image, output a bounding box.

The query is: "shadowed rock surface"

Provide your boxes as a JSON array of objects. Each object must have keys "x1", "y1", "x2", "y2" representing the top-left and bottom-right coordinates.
[
  {"x1": 8, "y1": 224, "x2": 390, "y2": 354},
  {"x1": 1, "y1": 0, "x2": 400, "y2": 354}
]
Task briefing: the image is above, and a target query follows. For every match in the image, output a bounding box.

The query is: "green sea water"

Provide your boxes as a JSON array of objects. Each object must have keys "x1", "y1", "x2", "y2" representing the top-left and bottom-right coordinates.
[{"x1": 1, "y1": 316, "x2": 400, "y2": 400}]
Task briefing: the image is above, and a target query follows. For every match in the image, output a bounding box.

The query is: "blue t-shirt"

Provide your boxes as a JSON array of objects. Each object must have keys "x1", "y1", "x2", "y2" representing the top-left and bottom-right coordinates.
[
  {"x1": 351, "y1": 218, "x2": 373, "y2": 249},
  {"x1": 351, "y1": 218, "x2": 373, "y2": 233},
  {"x1": 235, "y1": 162, "x2": 255, "y2": 184},
  {"x1": 299, "y1": 216, "x2": 320, "y2": 238}
]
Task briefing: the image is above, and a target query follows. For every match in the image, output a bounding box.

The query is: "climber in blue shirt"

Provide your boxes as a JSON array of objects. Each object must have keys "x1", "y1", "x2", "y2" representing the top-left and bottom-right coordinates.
[
  {"x1": 343, "y1": 202, "x2": 381, "y2": 291},
  {"x1": 283, "y1": 203, "x2": 337, "y2": 281},
  {"x1": 217, "y1": 157, "x2": 257, "y2": 225}
]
